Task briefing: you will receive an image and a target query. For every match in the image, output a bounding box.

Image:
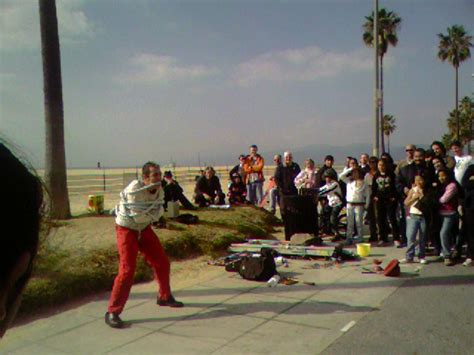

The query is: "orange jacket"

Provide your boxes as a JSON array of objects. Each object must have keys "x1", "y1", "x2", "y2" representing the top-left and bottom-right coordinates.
[{"x1": 243, "y1": 154, "x2": 265, "y2": 184}]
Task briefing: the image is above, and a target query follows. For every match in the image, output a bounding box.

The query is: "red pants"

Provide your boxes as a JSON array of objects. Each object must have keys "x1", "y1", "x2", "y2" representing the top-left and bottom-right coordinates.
[{"x1": 108, "y1": 225, "x2": 171, "y2": 314}]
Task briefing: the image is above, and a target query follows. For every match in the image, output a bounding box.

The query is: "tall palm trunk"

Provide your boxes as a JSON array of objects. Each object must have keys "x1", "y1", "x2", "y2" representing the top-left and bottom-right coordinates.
[
  {"x1": 380, "y1": 55, "x2": 385, "y2": 153},
  {"x1": 39, "y1": 0, "x2": 71, "y2": 219},
  {"x1": 455, "y1": 65, "x2": 459, "y2": 141},
  {"x1": 387, "y1": 134, "x2": 391, "y2": 154}
]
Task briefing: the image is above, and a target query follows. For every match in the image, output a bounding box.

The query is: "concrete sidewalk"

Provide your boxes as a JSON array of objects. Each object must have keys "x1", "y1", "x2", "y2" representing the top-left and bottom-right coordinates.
[{"x1": 1, "y1": 244, "x2": 417, "y2": 354}]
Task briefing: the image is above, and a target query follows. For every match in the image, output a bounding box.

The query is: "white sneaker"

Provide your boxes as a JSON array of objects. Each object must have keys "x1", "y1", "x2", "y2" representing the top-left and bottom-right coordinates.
[
  {"x1": 394, "y1": 240, "x2": 401, "y2": 247},
  {"x1": 419, "y1": 258, "x2": 427, "y2": 265},
  {"x1": 463, "y1": 258, "x2": 472, "y2": 267}
]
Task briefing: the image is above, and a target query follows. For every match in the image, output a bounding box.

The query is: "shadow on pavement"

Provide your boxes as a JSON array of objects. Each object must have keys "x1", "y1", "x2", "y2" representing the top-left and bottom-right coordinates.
[{"x1": 127, "y1": 300, "x2": 377, "y2": 326}]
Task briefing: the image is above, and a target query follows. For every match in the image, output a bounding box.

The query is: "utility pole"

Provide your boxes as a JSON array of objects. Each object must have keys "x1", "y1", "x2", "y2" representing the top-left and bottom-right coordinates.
[{"x1": 372, "y1": 0, "x2": 380, "y2": 157}]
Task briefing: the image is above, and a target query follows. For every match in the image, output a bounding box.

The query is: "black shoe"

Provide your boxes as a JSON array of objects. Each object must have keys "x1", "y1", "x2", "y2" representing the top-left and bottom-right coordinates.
[
  {"x1": 105, "y1": 312, "x2": 124, "y2": 329},
  {"x1": 157, "y1": 294, "x2": 184, "y2": 308}
]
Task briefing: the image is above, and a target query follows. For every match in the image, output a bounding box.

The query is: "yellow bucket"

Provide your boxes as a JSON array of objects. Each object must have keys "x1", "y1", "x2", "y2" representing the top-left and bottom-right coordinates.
[
  {"x1": 356, "y1": 243, "x2": 371, "y2": 257},
  {"x1": 88, "y1": 195, "x2": 104, "y2": 214}
]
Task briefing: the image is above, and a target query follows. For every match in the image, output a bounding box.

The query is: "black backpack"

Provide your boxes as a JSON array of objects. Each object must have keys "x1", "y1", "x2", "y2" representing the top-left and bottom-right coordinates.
[{"x1": 238, "y1": 247, "x2": 278, "y2": 281}]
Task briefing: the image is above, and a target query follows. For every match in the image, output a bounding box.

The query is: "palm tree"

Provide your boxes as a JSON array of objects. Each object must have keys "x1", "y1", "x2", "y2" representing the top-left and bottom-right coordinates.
[
  {"x1": 39, "y1": 0, "x2": 71, "y2": 219},
  {"x1": 443, "y1": 95, "x2": 474, "y2": 154},
  {"x1": 363, "y1": 8, "x2": 401, "y2": 153},
  {"x1": 438, "y1": 25, "x2": 473, "y2": 141},
  {"x1": 382, "y1": 114, "x2": 396, "y2": 154}
]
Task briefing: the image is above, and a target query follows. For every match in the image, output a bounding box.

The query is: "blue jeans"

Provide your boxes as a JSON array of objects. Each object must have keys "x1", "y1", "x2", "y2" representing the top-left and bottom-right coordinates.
[
  {"x1": 346, "y1": 204, "x2": 364, "y2": 241},
  {"x1": 269, "y1": 187, "x2": 279, "y2": 212},
  {"x1": 406, "y1": 214, "x2": 426, "y2": 260},
  {"x1": 440, "y1": 213, "x2": 459, "y2": 259},
  {"x1": 247, "y1": 182, "x2": 263, "y2": 205}
]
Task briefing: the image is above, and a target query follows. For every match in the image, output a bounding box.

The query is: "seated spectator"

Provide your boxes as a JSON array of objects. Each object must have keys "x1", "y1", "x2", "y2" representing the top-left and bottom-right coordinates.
[
  {"x1": 228, "y1": 173, "x2": 247, "y2": 205},
  {"x1": 162, "y1": 171, "x2": 196, "y2": 210},
  {"x1": 194, "y1": 166, "x2": 225, "y2": 207}
]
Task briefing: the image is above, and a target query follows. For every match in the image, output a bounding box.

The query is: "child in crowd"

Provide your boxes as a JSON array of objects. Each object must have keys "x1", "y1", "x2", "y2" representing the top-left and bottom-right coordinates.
[
  {"x1": 340, "y1": 167, "x2": 369, "y2": 244},
  {"x1": 319, "y1": 170, "x2": 344, "y2": 240},
  {"x1": 372, "y1": 159, "x2": 400, "y2": 246},
  {"x1": 228, "y1": 173, "x2": 247, "y2": 205},
  {"x1": 401, "y1": 175, "x2": 429, "y2": 264},
  {"x1": 437, "y1": 168, "x2": 460, "y2": 266}
]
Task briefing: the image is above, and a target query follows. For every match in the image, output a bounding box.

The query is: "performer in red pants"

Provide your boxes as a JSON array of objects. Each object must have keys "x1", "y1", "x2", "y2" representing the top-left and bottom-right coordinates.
[{"x1": 106, "y1": 162, "x2": 183, "y2": 329}]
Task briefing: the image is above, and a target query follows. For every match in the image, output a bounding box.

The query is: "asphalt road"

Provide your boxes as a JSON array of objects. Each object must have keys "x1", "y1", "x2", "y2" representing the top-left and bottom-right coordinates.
[{"x1": 323, "y1": 261, "x2": 474, "y2": 355}]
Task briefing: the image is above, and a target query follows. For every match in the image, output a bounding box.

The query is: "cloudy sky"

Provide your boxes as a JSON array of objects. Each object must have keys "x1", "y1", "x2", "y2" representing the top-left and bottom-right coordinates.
[{"x1": 1, "y1": 0, "x2": 473, "y2": 168}]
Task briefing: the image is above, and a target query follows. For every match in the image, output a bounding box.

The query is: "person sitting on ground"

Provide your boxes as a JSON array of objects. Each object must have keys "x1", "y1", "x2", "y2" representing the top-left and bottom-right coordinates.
[
  {"x1": 229, "y1": 154, "x2": 246, "y2": 181},
  {"x1": 162, "y1": 171, "x2": 196, "y2": 210},
  {"x1": 319, "y1": 170, "x2": 344, "y2": 240},
  {"x1": 0, "y1": 142, "x2": 43, "y2": 338},
  {"x1": 432, "y1": 141, "x2": 455, "y2": 170},
  {"x1": 401, "y1": 175, "x2": 432, "y2": 264},
  {"x1": 372, "y1": 159, "x2": 400, "y2": 246},
  {"x1": 194, "y1": 166, "x2": 226, "y2": 207},
  {"x1": 107, "y1": 162, "x2": 183, "y2": 329},
  {"x1": 340, "y1": 167, "x2": 370, "y2": 245},
  {"x1": 228, "y1": 173, "x2": 247, "y2": 205}
]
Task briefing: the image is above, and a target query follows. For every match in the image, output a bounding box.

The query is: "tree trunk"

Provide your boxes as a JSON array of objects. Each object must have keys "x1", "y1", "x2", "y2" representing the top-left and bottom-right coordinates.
[
  {"x1": 39, "y1": 0, "x2": 71, "y2": 219},
  {"x1": 380, "y1": 55, "x2": 385, "y2": 153},
  {"x1": 455, "y1": 65, "x2": 459, "y2": 141},
  {"x1": 387, "y1": 134, "x2": 391, "y2": 154}
]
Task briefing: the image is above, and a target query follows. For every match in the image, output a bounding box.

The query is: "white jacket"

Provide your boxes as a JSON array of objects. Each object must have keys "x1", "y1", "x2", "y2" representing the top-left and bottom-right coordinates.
[
  {"x1": 115, "y1": 179, "x2": 164, "y2": 231},
  {"x1": 346, "y1": 180, "x2": 370, "y2": 206}
]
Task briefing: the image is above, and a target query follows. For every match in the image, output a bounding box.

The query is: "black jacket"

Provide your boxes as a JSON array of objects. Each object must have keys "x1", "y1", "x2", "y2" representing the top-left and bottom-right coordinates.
[
  {"x1": 195, "y1": 175, "x2": 223, "y2": 199},
  {"x1": 275, "y1": 162, "x2": 301, "y2": 196},
  {"x1": 396, "y1": 163, "x2": 434, "y2": 197}
]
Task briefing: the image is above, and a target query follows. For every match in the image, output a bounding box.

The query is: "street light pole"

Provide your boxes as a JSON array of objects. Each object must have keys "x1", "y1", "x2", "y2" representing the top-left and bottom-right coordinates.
[{"x1": 372, "y1": 0, "x2": 380, "y2": 157}]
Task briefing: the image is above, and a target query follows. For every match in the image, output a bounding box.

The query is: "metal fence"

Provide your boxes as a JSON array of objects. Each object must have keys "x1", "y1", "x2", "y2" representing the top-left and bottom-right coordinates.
[{"x1": 66, "y1": 166, "x2": 277, "y2": 197}]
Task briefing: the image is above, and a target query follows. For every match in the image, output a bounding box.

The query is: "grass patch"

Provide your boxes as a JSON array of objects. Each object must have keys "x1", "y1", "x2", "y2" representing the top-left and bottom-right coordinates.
[{"x1": 19, "y1": 206, "x2": 277, "y2": 317}]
